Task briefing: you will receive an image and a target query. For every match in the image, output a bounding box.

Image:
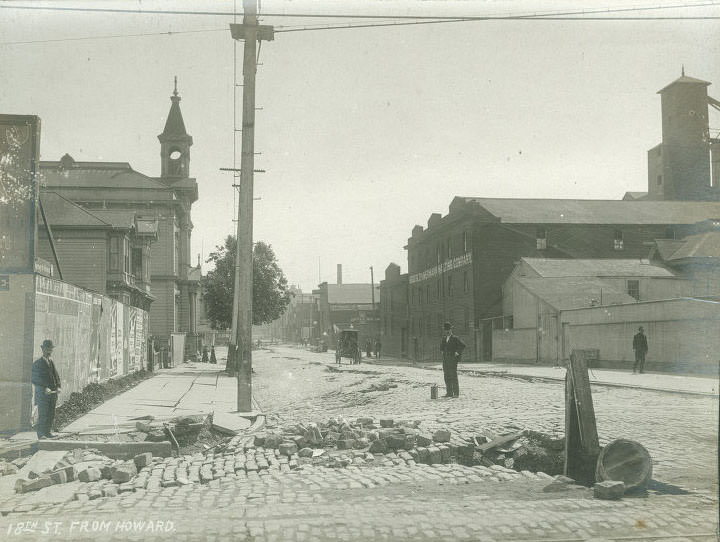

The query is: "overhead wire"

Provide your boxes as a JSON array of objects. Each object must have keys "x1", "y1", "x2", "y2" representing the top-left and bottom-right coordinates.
[
  {"x1": 2, "y1": 12, "x2": 719, "y2": 46},
  {"x1": 0, "y1": 28, "x2": 227, "y2": 46},
  {"x1": 272, "y1": 14, "x2": 720, "y2": 35},
  {"x1": 0, "y1": 1, "x2": 718, "y2": 19}
]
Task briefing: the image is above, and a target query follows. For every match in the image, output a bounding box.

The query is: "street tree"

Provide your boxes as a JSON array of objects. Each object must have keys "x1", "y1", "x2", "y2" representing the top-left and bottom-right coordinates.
[{"x1": 200, "y1": 235, "x2": 292, "y2": 330}]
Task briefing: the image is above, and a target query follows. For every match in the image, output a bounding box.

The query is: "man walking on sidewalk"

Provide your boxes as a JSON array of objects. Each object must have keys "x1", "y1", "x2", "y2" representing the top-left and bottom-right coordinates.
[
  {"x1": 31, "y1": 339, "x2": 61, "y2": 439},
  {"x1": 440, "y1": 322, "x2": 465, "y2": 398},
  {"x1": 632, "y1": 326, "x2": 649, "y2": 374}
]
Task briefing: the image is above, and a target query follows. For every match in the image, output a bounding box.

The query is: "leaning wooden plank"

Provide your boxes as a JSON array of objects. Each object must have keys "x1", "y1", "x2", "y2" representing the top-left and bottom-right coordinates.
[{"x1": 568, "y1": 349, "x2": 600, "y2": 455}]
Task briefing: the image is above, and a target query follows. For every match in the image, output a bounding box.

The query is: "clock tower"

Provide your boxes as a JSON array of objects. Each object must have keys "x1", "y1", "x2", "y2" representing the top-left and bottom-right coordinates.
[{"x1": 158, "y1": 77, "x2": 193, "y2": 180}]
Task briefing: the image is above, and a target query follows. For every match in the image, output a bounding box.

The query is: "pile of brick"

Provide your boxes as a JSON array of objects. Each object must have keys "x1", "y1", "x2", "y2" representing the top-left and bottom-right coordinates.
[
  {"x1": 134, "y1": 415, "x2": 205, "y2": 444},
  {"x1": 251, "y1": 417, "x2": 464, "y2": 468},
  {"x1": 12, "y1": 449, "x2": 154, "y2": 498}
]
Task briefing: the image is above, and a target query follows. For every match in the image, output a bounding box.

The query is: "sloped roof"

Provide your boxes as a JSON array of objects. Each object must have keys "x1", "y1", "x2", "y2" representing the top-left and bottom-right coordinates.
[
  {"x1": 660, "y1": 231, "x2": 720, "y2": 262},
  {"x1": 327, "y1": 284, "x2": 380, "y2": 305},
  {"x1": 38, "y1": 191, "x2": 109, "y2": 228},
  {"x1": 654, "y1": 239, "x2": 686, "y2": 261},
  {"x1": 40, "y1": 160, "x2": 170, "y2": 191},
  {"x1": 458, "y1": 197, "x2": 720, "y2": 225},
  {"x1": 658, "y1": 74, "x2": 711, "y2": 94},
  {"x1": 516, "y1": 276, "x2": 636, "y2": 311},
  {"x1": 89, "y1": 209, "x2": 137, "y2": 229},
  {"x1": 521, "y1": 258, "x2": 676, "y2": 278},
  {"x1": 161, "y1": 95, "x2": 188, "y2": 136},
  {"x1": 622, "y1": 192, "x2": 648, "y2": 201}
]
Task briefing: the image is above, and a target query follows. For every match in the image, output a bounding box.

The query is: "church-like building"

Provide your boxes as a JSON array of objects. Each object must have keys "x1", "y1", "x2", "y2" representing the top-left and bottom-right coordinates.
[{"x1": 37, "y1": 82, "x2": 200, "y2": 348}]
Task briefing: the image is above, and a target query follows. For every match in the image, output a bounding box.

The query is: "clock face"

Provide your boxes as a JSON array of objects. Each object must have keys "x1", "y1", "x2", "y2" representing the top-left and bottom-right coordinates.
[{"x1": 170, "y1": 150, "x2": 182, "y2": 160}]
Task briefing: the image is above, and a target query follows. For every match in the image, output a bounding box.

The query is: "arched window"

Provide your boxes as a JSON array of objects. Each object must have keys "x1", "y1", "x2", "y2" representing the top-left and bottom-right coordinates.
[{"x1": 168, "y1": 148, "x2": 183, "y2": 175}]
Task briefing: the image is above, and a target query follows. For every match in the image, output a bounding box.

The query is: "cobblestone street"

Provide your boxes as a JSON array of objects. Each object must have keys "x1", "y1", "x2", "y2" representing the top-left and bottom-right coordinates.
[
  {"x1": 0, "y1": 345, "x2": 717, "y2": 541},
  {"x1": 254, "y1": 346, "x2": 718, "y2": 492}
]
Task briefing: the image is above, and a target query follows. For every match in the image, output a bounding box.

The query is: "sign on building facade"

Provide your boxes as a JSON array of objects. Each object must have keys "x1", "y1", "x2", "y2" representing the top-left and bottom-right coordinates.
[{"x1": 409, "y1": 253, "x2": 472, "y2": 284}]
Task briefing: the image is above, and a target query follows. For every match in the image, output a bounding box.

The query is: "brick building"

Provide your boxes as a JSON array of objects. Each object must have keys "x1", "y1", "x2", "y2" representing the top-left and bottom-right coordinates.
[
  {"x1": 256, "y1": 286, "x2": 319, "y2": 343},
  {"x1": 379, "y1": 264, "x2": 409, "y2": 358},
  {"x1": 383, "y1": 197, "x2": 720, "y2": 362},
  {"x1": 314, "y1": 282, "x2": 380, "y2": 348},
  {"x1": 381, "y1": 74, "x2": 720, "y2": 363}
]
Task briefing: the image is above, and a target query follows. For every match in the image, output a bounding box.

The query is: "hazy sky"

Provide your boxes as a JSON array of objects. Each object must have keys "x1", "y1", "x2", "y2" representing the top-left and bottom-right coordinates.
[{"x1": 1, "y1": 0, "x2": 719, "y2": 291}]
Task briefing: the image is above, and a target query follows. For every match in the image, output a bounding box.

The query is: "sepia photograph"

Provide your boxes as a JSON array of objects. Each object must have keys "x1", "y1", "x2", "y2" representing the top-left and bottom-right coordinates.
[{"x1": 0, "y1": 0, "x2": 719, "y2": 540}]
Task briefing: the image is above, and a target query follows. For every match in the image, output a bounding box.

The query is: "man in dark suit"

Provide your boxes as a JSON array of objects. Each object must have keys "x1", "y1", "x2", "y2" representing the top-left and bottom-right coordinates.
[
  {"x1": 632, "y1": 326, "x2": 649, "y2": 374},
  {"x1": 440, "y1": 322, "x2": 465, "y2": 398},
  {"x1": 31, "y1": 339, "x2": 61, "y2": 439}
]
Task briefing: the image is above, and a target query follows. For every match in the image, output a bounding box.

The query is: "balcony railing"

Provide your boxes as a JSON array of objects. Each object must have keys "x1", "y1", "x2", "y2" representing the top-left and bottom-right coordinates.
[{"x1": 107, "y1": 271, "x2": 136, "y2": 287}]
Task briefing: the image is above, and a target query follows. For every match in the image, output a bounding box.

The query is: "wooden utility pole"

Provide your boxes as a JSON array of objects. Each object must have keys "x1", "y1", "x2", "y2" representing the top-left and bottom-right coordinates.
[
  {"x1": 228, "y1": 0, "x2": 273, "y2": 411},
  {"x1": 369, "y1": 266, "x2": 376, "y2": 338}
]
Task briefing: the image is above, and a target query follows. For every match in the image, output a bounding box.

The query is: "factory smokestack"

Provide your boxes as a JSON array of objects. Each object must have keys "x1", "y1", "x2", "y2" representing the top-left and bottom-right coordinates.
[{"x1": 337, "y1": 264, "x2": 342, "y2": 285}]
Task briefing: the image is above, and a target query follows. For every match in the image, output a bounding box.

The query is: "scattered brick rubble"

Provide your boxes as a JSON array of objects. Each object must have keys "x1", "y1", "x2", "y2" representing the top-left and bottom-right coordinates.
[
  {"x1": 593, "y1": 480, "x2": 626, "y2": 500},
  {"x1": 7, "y1": 416, "x2": 596, "y2": 503},
  {"x1": 55, "y1": 414, "x2": 207, "y2": 445},
  {"x1": 254, "y1": 417, "x2": 566, "y2": 476},
  {"x1": 466, "y1": 429, "x2": 566, "y2": 476},
  {"x1": 134, "y1": 415, "x2": 205, "y2": 445}
]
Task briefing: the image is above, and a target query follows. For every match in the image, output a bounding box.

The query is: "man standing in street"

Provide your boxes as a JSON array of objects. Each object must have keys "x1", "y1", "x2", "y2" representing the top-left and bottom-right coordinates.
[
  {"x1": 632, "y1": 326, "x2": 649, "y2": 374},
  {"x1": 440, "y1": 322, "x2": 465, "y2": 398},
  {"x1": 31, "y1": 339, "x2": 61, "y2": 439}
]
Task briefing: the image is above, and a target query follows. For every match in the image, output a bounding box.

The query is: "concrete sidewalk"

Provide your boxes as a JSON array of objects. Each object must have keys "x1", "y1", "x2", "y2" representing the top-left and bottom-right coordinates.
[
  {"x1": 0, "y1": 356, "x2": 261, "y2": 447},
  {"x1": 59, "y1": 361, "x2": 261, "y2": 435},
  {"x1": 360, "y1": 355, "x2": 719, "y2": 396}
]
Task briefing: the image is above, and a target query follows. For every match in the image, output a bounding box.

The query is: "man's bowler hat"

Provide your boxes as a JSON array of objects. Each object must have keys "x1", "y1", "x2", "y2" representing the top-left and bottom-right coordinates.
[
  {"x1": 443, "y1": 322, "x2": 452, "y2": 331},
  {"x1": 41, "y1": 339, "x2": 55, "y2": 350}
]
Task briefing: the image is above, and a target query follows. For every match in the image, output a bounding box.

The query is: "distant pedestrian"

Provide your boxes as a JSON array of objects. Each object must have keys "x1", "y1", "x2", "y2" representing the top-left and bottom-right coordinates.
[
  {"x1": 31, "y1": 339, "x2": 61, "y2": 439},
  {"x1": 366, "y1": 339, "x2": 372, "y2": 359},
  {"x1": 374, "y1": 339, "x2": 381, "y2": 359},
  {"x1": 440, "y1": 322, "x2": 465, "y2": 398},
  {"x1": 202, "y1": 346, "x2": 209, "y2": 363},
  {"x1": 632, "y1": 326, "x2": 648, "y2": 374},
  {"x1": 210, "y1": 346, "x2": 217, "y2": 364}
]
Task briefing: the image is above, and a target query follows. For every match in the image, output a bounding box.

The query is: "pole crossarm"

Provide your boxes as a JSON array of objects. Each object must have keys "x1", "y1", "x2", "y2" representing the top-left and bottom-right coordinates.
[{"x1": 230, "y1": 23, "x2": 275, "y2": 41}]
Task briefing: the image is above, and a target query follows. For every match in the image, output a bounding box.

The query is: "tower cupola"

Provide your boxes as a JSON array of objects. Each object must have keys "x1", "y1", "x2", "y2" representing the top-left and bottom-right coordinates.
[{"x1": 158, "y1": 77, "x2": 193, "y2": 179}]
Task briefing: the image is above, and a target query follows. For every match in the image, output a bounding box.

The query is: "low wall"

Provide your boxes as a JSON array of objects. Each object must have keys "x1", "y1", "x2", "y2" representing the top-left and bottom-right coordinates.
[
  {"x1": 492, "y1": 327, "x2": 536, "y2": 361},
  {"x1": 0, "y1": 273, "x2": 149, "y2": 432},
  {"x1": 0, "y1": 273, "x2": 36, "y2": 432},
  {"x1": 562, "y1": 298, "x2": 720, "y2": 374}
]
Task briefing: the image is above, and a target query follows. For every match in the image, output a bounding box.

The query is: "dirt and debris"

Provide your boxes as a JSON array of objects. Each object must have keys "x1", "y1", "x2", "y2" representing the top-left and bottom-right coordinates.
[
  {"x1": 454, "y1": 429, "x2": 565, "y2": 476},
  {"x1": 359, "y1": 382, "x2": 399, "y2": 393},
  {"x1": 54, "y1": 370, "x2": 154, "y2": 431},
  {"x1": 176, "y1": 415, "x2": 227, "y2": 455}
]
